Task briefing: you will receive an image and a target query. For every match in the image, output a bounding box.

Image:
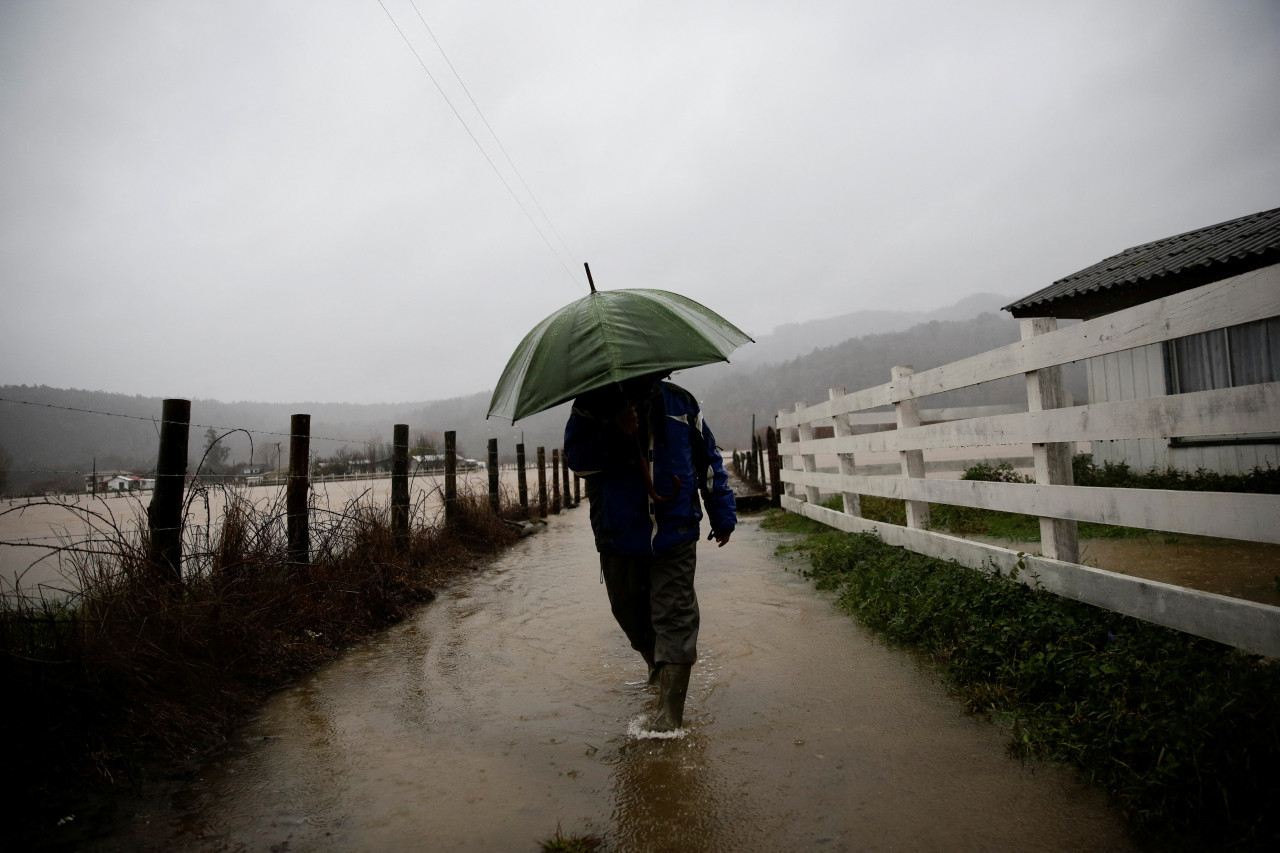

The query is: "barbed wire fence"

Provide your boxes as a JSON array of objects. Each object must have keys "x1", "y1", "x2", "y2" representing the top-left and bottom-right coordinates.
[{"x1": 0, "y1": 395, "x2": 579, "y2": 600}]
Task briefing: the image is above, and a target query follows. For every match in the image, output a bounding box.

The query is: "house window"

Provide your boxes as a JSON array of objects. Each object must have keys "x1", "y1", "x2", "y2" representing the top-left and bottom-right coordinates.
[{"x1": 1165, "y1": 316, "x2": 1280, "y2": 444}]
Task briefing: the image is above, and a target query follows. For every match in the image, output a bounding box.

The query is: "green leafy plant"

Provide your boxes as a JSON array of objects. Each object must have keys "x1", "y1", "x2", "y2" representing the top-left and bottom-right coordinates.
[{"x1": 761, "y1": 518, "x2": 1280, "y2": 850}]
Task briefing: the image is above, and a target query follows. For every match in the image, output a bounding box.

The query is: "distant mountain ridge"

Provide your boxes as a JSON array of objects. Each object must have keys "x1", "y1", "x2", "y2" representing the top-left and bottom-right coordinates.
[
  {"x1": 735, "y1": 292, "x2": 1013, "y2": 365},
  {"x1": 1, "y1": 298, "x2": 1077, "y2": 495}
]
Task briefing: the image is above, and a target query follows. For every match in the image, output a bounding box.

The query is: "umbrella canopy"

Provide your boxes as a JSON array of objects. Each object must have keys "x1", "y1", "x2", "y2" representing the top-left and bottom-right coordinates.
[{"x1": 487, "y1": 288, "x2": 753, "y2": 422}]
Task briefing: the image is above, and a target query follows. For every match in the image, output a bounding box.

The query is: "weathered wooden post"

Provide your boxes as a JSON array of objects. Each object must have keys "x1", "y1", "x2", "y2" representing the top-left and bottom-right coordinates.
[
  {"x1": 392, "y1": 423, "x2": 409, "y2": 552},
  {"x1": 488, "y1": 438, "x2": 500, "y2": 514},
  {"x1": 444, "y1": 430, "x2": 457, "y2": 524},
  {"x1": 561, "y1": 450, "x2": 573, "y2": 508},
  {"x1": 795, "y1": 402, "x2": 822, "y2": 506},
  {"x1": 765, "y1": 425, "x2": 782, "y2": 508},
  {"x1": 287, "y1": 413, "x2": 311, "y2": 567},
  {"x1": 536, "y1": 446, "x2": 548, "y2": 518},
  {"x1": 830, "y1": 387, "x2": 861, "y2": 517},
  {"x1": 1021, "y1": 318, "x2": 1080, "y2": 562},
  {"x1": 148, "y1": 398, "x2": 190, "y2": 586},
  {"x1": 551, "y1": 448, "x2": 562, "y2": 513},
  {"x1": 516, "y1": 443, "x2": 529, "y2": 514},
  {"x1": 891, "y1": 366, "x2": 930, "y2": 529}
]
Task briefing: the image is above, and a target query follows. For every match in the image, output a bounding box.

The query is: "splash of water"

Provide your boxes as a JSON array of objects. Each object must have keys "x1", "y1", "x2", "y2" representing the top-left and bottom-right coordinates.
[{"x1": 628, "y1": 716, "x2": 688, "y2": 740}]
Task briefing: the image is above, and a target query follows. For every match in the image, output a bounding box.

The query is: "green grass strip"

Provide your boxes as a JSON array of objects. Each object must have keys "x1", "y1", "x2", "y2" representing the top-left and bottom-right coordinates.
[{"x1": 764, "y1": 512, "x2": 1280, "y2": 850}]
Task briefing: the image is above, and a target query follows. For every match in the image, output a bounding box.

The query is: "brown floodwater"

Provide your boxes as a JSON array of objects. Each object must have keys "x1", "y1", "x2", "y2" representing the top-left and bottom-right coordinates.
[
  {"x1": 974, "y1": 533, "x2": 1280, "y2": 608},
  {"x1": 0, "y1": 471, "x2": 524, "y2": 598},
  {"x1": 89, "y1": 507, "x2": 1133, "y2": 852}
]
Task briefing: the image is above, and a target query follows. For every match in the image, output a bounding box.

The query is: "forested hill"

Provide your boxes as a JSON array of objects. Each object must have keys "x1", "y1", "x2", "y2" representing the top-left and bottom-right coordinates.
[
  {"x1": 0, "y1": 385, "x2": 572, "y2": 495},
  {"x1": 732, "y1": 291, "x2": 1012, "y2": 366},
  {"x1": 0, "y1": 311, "x2": 1082, "y2": 494},
  {"x1": 681, "y1": 311, "x2": 1085, "y2": 449}
]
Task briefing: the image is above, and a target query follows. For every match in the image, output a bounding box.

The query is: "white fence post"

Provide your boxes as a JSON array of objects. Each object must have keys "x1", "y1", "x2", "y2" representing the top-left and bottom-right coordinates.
[
  {"x1": 830, "y1": 387, "x2": 861, "y2": 517},
  {"x1": 1021, "y1": 318, "x2": 1080, "y2": 562},
  {"x1": 795, "y1": 401, "x2": 821, "y2": 505},
  {"x1": 891, "y1": 366, "x2": 930, "y2": 529}
]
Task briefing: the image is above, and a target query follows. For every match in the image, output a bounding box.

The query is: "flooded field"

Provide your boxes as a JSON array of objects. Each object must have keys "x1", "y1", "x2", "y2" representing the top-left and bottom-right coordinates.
[
  {"x1": 794, "y1": 447, "x2": 1280, "y2": 608},
  {"x1": 981, "y1": 532, "x2": 1280, "y2": 608},
  {"x1": 0, "y1": 470, "x2": 535, "y2": 598},
  {"x1": 88, "y1": 508, "x2": 1132, "y2": 852}
]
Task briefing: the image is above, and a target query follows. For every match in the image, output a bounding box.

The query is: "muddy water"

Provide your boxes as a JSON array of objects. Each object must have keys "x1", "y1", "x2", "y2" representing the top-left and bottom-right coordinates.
[
  {"x1": 975, "y1": 534, "x2": 1280, "y2": 608},
  {"x1": 95, "y1": 508, "x2": 1131, "y2": 852},
  {"x1": 0, "y1": 471, "x2": 523, "y2": 597},
  {"x1": 1074, "y1": 537, "x2": 1280, "y2": 607}
]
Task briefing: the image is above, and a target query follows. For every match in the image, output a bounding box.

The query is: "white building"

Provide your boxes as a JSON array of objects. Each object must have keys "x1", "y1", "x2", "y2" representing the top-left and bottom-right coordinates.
[{"x1": 1005, "y1": 207, "x2": 1279, "y2": 475}]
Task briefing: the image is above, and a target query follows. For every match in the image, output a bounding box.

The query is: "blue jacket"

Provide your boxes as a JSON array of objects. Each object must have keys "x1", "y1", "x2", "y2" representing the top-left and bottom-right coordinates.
[{"x1": 565, "y1": 381, "x2": 737, "y2": 556}]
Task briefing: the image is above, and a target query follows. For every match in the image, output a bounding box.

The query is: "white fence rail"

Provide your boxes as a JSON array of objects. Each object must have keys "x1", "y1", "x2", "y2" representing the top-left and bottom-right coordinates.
[{"x1": 777, "y1": 266, "x2": 1280, "y2": 658}]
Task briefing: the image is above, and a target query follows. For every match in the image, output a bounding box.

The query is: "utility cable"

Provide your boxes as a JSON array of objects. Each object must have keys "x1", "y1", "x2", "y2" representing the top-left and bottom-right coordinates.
[
  {"x1": 373, "y1": 0, "x2": 582, "y2": 290},
  {"x1": 408, "y1": 0, "x2": 579, "y2": 272}
]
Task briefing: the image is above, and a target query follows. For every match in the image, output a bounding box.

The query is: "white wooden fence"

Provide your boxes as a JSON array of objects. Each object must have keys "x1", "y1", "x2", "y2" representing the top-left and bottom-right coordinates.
[{"x1": 777, "y1": 266, "x2": 1280, "y2": 658}]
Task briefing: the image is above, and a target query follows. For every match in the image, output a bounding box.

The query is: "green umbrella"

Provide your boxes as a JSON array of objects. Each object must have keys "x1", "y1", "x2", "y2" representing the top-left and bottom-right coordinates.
[{"x1": 487, "y1": 277, "x2": 753, "y2": 422}]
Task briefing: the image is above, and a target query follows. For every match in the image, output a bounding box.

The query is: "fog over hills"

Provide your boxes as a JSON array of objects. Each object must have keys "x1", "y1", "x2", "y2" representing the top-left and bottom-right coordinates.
[
  {"x1": 733, "y1": 292, "x2": 1013, "y2": 366},
  {"x1": 1, "y1": 296, "x2": 1079, "y2": 495}
]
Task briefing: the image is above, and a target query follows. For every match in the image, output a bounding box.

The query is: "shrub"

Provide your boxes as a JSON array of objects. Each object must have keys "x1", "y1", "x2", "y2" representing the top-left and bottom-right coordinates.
[
  {"x1": 770, "y1": 522, "x2": 1280, "y2": 850},
  {"x1": 0, "y1": 485, "x2": 521, "y2": 847}
]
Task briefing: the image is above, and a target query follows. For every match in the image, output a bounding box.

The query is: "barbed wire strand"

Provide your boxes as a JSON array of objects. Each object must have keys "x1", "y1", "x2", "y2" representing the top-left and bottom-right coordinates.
[{"x1": 0, "y1": 396, "x2": 434, "y2": 446}]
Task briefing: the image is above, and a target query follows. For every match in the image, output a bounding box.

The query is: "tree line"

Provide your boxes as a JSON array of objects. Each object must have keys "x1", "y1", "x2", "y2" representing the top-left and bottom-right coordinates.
[{"x1": 0, "y1": 311, "x2": 1073, "y2": 495}]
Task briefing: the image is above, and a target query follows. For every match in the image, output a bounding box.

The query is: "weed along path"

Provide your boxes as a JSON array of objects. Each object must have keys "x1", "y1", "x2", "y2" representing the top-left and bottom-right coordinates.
[{"x1": 96, "y1": 507, "x2": 1133, "y2": 852}]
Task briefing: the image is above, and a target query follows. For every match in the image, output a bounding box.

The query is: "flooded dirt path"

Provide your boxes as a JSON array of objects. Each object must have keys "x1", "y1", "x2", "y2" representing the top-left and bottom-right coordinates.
[{"x1": 97, "y1": 508, "x2": 1133, "y2": 852}]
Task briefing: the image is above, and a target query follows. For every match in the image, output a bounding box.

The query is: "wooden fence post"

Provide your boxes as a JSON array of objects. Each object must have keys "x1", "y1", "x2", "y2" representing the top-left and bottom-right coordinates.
[
  {"x1": 551, "y1": 448, "x2": 562, "y2": 513},
  {"x1": 444, "y1": 430, "x2": 457, "y2": 524},
  {"x1": 766, "y1": 425, "x2": 782, "y2": 508},
  {"x1": 392, "y1": 423, "x2": 409, "y2": 551},
  {"x1": 287, "y1": 413, "x2": 310, "y2": 567},
  {"x1": 891, "y1": 366, "x2": 930, "y2": 529},
  {"x1": 795, "y1": 402, "x2": 821, "y2": 505},
  {"x1": 561, "y1": 450, "x2": 573, "y2": 508},
  {"x1": 1021, "y1": 318, "x2": 1080, "y2": 562},
  {"x1": 750, "y1": 415, "x2": 758, "y2": 485},
  {"x1": 516, "y1": 442, "x2": 529, "y2": 514},
  {"x1": 488, "y1": 438, "x2": 500, "y2": 514},
  {"x1": 830, "y1": 387, "x2": 862, "y2": 517},
  {"x1": 148, "y1": 398, "x2": 190, "y2": 586},
  {"x1": 536, "y1": 446, "x2": 548, "y2": 518}
]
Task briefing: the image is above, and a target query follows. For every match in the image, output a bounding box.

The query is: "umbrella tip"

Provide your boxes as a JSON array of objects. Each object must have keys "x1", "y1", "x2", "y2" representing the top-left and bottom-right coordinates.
[{"x1": 584, "y1": 262, "x2": 596, "y2": 294}]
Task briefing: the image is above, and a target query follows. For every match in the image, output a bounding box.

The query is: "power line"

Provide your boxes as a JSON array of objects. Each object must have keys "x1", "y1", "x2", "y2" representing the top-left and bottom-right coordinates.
[
  {"x1": 407, "y1": 0, "x2": 579, "y2": 271},
  {"x1": 373, "y1": 0, "x2": 583, "y2": 290}
]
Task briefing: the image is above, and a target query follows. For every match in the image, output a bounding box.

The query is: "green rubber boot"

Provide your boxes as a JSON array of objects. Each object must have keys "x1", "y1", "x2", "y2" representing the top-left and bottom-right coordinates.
[
  {"x1": 648, "y1": 663, "x2": 692, "y2": 732},
  {"x1": 642, "y1": 650, "x2": 661, "y2": 686}
]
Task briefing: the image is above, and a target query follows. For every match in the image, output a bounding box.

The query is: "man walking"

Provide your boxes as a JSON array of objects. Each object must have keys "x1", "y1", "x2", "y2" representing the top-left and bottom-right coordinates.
[{"x1": 565, "y1": 372, "x2": 737, "y2": 732}]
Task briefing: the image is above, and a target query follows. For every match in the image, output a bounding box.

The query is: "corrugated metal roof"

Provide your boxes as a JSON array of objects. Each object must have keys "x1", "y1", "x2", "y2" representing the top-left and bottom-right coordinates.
[{"x1": 1005, "y1": 206, "x2": 1280, "y2": 315}]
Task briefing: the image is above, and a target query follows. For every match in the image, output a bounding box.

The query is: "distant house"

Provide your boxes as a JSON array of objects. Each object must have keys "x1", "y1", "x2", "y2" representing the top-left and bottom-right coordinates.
[
  {"x1": 85, "y1": 470, "x2": 142, "y2": 493},
  {"x1": 234, "y1": 462, "x2": 272, "y2": 485},
  {"x1": 412, "y1": 454, "x2": 483, "y2": 471},
  {"x1": 1004, "y1": 206, "x2": 1280, "y2": 474},
  {"x1": 105, "y1": 475, "x2": 141, "y2": 492}
]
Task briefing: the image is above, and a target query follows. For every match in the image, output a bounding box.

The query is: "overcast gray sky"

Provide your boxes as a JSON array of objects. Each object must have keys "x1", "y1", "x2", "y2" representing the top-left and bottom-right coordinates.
[{"x1": 2, "y1": 0, "x2": 1277, "y2": 405}]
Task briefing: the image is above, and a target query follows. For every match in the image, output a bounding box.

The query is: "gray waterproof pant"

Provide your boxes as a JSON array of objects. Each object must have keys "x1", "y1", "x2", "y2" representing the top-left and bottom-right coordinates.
[{"x1": 600, "y1": 539, "x2": 699, "y2": 666}]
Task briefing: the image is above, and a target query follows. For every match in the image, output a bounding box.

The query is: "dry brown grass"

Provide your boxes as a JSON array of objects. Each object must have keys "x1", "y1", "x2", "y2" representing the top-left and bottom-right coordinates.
[{"x1": 0, "y1": 482, "x2": 524, "y2": 846}]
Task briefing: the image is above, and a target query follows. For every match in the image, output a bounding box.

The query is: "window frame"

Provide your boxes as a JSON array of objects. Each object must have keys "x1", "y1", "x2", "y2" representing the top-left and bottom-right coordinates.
[{"x1": 1162, "y1": 317, "x2": 1280, "y2": 447}]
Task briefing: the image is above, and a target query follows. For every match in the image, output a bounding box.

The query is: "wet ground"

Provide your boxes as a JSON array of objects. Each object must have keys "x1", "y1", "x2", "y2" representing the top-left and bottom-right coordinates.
[
  {"x1": 990, "y1": 533, "x2": 1280, "y2": 608},
  {"x1": 0, "y1": 471, "x2": 520, "y2": 597},
  {"x1": 89, "y1": 506, "x2": 1133, "y2": 852}
]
